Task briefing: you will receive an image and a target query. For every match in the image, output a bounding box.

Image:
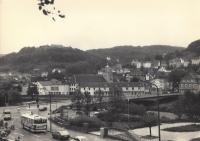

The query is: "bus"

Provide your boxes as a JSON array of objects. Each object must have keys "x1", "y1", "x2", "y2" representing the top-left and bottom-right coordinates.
[{"x1": 21, "y1": 113, "x2": 47, "y2": 133}]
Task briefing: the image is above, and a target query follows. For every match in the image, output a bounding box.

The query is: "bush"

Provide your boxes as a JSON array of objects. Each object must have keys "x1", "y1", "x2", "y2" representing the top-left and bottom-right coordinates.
[
  {"x1": 69, "y1": 115, "x2": 102, "y2": 129},
  {"x1": 128, "y1": 103, "x2": 146, "y2": 115},
  {"x1": 97, "y1": 111, "x2": 118, "y2": 122}
]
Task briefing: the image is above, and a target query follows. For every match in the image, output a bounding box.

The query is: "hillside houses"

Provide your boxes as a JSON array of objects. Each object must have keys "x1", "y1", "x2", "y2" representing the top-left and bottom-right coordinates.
[
  {"x1": 18, "y1": 54, "x2": 200, "y2": 98},
  {"x1": 131, "y1": 60, "x2": 152, "y2": 69}
]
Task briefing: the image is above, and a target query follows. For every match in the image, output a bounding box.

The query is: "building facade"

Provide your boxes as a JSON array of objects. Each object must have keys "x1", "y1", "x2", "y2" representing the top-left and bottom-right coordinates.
[
  {"x1": 179, "y1": 74, "x2": 200, "y2": 94},
  {"x1": 36, "y1": 79, "x2": 70, "y2": 95}
]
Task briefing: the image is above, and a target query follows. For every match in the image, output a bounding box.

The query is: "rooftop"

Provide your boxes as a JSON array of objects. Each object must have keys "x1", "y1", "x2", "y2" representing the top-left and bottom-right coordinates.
[
  {"x1": 72, "y1": 74, "x2": 106, "y2": 84},
  {"x1": 38, "y1": 79, "x2": 63, "y2": 86}
]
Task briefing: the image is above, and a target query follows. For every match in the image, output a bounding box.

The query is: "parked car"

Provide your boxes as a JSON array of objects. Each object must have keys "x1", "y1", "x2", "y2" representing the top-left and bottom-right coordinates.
[
  {"x1": 39, "y1": 106, "x2": 47, "y2": 111},
  {"x1": 52, "y1": 130, "x2": 70, "y2": 140},
  {"x1": 3, "y1": 110, "x2": 11, "y2": 121}
]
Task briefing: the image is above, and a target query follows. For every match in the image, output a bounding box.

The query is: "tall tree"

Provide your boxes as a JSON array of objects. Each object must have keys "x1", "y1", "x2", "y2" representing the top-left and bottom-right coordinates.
[
  {"x1": 143, "y1": 112, "x2": 157, "y2": 137},
  {"x1": 168, "y1": 69, "x2": 186, "y2": 92},
  {"x1": 27, "y1": 83, "x2": 39, "y2": 100},
  {"x1": 83, "y1": 91, "x2": 92, "y2": 116},
  {"x1": 108, "y1": 85, "x2": 126, "y2": 113},
  {"x1": 94, "y1": 90, "x2": 104, "y2": 110},
  {"x1": 70, "y1": 90, "x2": 84, "y2": 111},
  {"x1": 155, "y1": 54, "x2": 163, "y2": 66}
]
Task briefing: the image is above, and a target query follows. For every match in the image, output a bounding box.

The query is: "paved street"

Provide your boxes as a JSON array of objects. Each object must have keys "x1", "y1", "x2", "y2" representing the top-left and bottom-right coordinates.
[{"x1": 0, "y1": 101, "x2": 118, "y2": 141}]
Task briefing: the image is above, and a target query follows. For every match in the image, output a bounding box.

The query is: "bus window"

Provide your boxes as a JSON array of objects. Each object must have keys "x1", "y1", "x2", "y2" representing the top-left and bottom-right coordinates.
[{"x1": 34, "y1": 119, "x2": 47, "y2": 124}]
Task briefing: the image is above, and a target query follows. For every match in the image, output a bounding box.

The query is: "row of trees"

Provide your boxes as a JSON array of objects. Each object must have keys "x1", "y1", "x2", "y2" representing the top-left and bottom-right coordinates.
[{"x1": 0, "y1": 80, "x2": 22, "y2": 106}]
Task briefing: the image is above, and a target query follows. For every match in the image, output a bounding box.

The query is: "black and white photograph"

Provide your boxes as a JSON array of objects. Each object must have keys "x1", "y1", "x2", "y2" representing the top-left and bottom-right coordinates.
[{"x1": 0, "y1": 0, "x2": 200, "y2": 141}]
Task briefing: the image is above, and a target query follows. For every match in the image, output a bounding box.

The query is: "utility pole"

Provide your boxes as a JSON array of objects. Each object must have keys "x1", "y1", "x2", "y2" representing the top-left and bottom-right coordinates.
[
  {"x1": 156, "y1": 87, "x2": 161, "y2": 141},
  {"x1": 128, "y1": 98, "x2": 130, "y2": 122},
  {"x1": 49, "y1": 93, "x2": 52, "y2": 132}
]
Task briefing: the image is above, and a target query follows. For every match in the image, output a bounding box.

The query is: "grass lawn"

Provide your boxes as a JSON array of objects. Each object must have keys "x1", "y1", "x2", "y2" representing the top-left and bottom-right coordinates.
[{"x1": 163, "y1": 124, "x2": 200, "y2": 132}]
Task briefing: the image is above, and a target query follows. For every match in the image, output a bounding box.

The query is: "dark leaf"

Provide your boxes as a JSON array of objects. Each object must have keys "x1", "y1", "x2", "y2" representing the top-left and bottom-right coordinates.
[
  {"x1": 42, "y1": 9, "x2": 48, "y2": 15},
  {"x1": 52, "y1": 17, "x2": 56, "y2": 21},
  {"x1": 58, "y1": 10, "x2": 60, "y2": 13},
  {"x1": 39, "y1": 6, "x2": 42, "y2": 10},
  {"x1": 58, "y1": 14, "x2": 65, "y2": 18}
]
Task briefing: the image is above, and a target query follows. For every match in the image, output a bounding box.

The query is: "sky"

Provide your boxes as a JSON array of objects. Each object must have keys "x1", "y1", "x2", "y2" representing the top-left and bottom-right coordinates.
[{"x1": 0, "y1": 0, "x2": 200, "y2": 54}]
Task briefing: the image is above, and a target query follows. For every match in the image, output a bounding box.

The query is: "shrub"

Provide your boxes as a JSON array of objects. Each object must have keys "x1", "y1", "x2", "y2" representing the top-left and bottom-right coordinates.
[{"x1": 69, "y1": 115, "x2": 102, "y2": 128}]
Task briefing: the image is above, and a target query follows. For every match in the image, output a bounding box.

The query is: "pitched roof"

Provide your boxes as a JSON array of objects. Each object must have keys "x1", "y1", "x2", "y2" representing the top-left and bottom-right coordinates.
[
  {"x1": 72, "y1": 74, "x2": 106, "y2": 84},
  {"x1": 79, "y1": 82, "x2": 110, "y2": 87},
  {"x1": 38, "y1": 79, "x2": 63, "y2": 86}
]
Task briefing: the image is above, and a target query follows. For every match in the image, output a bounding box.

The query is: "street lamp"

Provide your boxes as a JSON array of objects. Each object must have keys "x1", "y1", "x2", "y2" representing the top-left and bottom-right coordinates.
[
  {"x1": 128, "y1": 98, "x2": 130, "y2": 123},
  {"x1": 151, "y1": 83, "x2": 161, "y2": 141}
]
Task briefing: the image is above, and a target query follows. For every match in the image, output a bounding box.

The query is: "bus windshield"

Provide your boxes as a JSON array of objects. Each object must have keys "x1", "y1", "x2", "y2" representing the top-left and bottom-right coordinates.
[
  {"x1": 34, "y1": 119, "x2": 47, "y2": 124},
  {"x1": 4, "y1": 112, "x2": 11, "y2": 114}
]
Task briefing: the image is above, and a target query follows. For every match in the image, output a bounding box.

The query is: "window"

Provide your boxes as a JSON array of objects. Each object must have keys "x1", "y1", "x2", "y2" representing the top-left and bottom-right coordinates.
[{"x1": 51, "y1": 86, "x2": 59, "y2": 91}]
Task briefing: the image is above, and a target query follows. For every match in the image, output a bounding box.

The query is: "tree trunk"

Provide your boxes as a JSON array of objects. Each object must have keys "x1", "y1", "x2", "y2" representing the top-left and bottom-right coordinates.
[{"x1": 149, "y1": 126, "x2": 152, "y2": 137}]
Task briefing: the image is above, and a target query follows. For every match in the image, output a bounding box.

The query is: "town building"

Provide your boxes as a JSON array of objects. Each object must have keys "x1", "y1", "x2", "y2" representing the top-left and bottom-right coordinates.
[
  {"x1": 98, "y1": 65, "x2": 113, "y2": 83},
  {"x1": 191, "y1": 57, "x2": 200, "y2": 65},
  {"x1": 129, "y1": 69, "x2": 146, "y2": 81},
  {"x1": 158, "y1": 66, "x2": 171, "y2": 73},
  {"x1": 179, "y1": 74, "x2": 200, "y2": 94},
  {"x1": 142, "y1": 61, "x2": 152, "y2": 68},
  {"x1": 169, "y1": 58, "x2": 184, "y2": 68},
  {"x1": 151, "y1": 78, "x2": 171, "y2": 92},
  {"x1": 152, "y1": 60, "x2": 161, "y2": 69},
  {"x1": 115, "y1": 82, "x2": 151, "y2": 99},
  {"x1": 70, "y1": 74, "x2": 108, "y2": 94},
  {"x1": 131, "y1": 60, "x2": 142, "y2": 69},
  {"x1": 79, "y1": 82, "x2": 110, "y2": 96},
  {"x1": 36, "y1": 79, "x2": 70, "y2": 95}
]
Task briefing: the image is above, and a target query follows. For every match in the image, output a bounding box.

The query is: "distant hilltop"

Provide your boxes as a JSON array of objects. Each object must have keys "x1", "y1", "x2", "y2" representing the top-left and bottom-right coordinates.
[
  {"x1": 0, "y1": 39, "x2": 199, "y2": 73},
  {"x1": 0, "y1": 54, "x2": 6, "y2": 57}
]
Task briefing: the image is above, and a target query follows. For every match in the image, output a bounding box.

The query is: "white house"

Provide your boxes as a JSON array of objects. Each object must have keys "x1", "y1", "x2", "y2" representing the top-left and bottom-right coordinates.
[
  {"x1": 142, "y1": 62, "x2": 152, "y2": 68},
  {"x1": 131, "y1": 60, "x2": 142, "y2": 69},
  {"x1": 79, "y1": 82, "x2": 110, "y2": 96},
  {"x1": 158, "y1": 66, "x2": 171, "y2": 73},
  {"x1": 116, "y1": 82, "x2": 150, "y2": 99},
  {"x1": 191, "y1": 57, "x2": 200, "y2": 65},
  {"x1": 151, "y1": 78, "x2": 170, "y2": 91},
  {"x1": 36, "y1": 79, "x2": 70, "y2": 95}
]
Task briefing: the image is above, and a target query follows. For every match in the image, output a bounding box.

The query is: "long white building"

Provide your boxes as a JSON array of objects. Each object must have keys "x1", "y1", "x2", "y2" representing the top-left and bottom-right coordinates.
[{"x1": 35, "y1": 79, "x2": 70, "y2": 95}]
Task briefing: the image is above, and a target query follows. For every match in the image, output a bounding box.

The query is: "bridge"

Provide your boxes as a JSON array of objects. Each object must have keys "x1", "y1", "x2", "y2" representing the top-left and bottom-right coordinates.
[{"x1": 123, "y1": 92, "x2": 182, "y2": 100}]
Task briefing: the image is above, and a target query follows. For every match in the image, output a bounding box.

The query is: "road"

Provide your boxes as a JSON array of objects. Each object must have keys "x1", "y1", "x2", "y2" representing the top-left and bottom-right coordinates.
[{"x1": 0, "y1": 100, "x2": 118, "y2": 141}]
